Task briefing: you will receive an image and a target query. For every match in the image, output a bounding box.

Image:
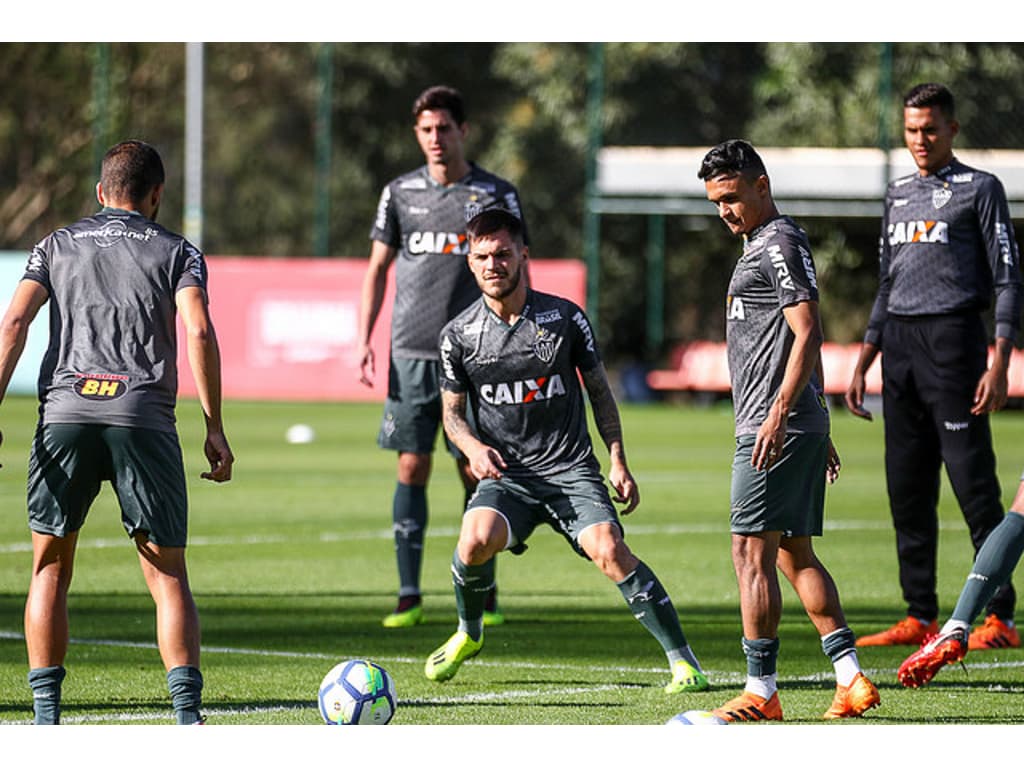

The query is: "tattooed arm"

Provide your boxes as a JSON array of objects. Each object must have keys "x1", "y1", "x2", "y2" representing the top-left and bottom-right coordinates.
[
  {"x1": 442, "y1": 389, "x2": 506, "y2": 480},
  {"x1": 581, "y1": 363, "x2": 639, "y2": 514}
]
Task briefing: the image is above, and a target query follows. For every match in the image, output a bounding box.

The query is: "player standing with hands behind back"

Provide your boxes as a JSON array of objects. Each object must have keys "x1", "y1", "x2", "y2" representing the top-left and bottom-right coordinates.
[
  {"x1": 0, "y1": 140, "x2": 233, "y2": 725},
  {"x1": 357, "y1": 85, "x2": 527, "y2": 629}
]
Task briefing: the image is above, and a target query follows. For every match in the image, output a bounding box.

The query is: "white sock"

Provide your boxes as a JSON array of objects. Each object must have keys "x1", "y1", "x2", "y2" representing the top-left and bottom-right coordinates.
[
  {"x1": 833, "y1": 652, "x2": 861, "y2": 687},
  {"x1": 941, "y1": 619, "x2": 970, "y2": 636},
  {"x1": 745, "y1": 674, "x2": 777, "y2": 699}
]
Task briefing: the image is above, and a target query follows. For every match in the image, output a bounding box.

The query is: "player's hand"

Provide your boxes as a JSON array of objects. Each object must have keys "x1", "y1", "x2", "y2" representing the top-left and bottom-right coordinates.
[
  {"x1": 469, "y1": 444, "x2": 506, "y2": 481},
  {"x1": 357, "y1": 345, "x2": 375, "y2": 388},
  {"x1": 844, "y1": 374, "x2": 873, "y2": 420},
  {"x1": 972, "y1": 366, "x2": 1008, "y2": 415},
  {"x1": 752, "y1": 406, "x2": 787, "y2": 471},
  {"x1": 201, "y1": 431, "x2": 234, "y2": 483},
  {"x1": 609, "y1": 464, "x2": 639, "y2": 515},
  {"x1": 826, "y1": 438, "x2": 841, "y2": 484}
]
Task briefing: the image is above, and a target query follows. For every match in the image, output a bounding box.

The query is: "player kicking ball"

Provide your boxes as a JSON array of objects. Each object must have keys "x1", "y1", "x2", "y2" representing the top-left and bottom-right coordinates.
[{"x1": 423, "y1": 208, "x2": 708, "y2": 695}]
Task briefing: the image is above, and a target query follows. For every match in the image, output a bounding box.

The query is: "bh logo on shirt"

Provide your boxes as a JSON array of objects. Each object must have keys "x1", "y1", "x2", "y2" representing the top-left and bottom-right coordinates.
[{"x1": 74, "y1": 373, "x2": 128, "y2": 400}]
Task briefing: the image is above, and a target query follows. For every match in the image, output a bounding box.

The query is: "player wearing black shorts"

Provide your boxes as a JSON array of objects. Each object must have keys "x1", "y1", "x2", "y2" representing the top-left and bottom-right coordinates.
[
  {"x1": 357, "y1": 85, "x2": 527, "y2": 628},
  {"x1": 846, "y1": 83, "x2": 1023, "y2": 651},
  {"x1": 0, "y1": 140, "x2": 233, "y2": 724},
  {"x1": 421, "y1": 208, "x2": 709, "y2": 695},
  {"x1": 699, "y1": 140, "x2": 879, "y2": 722}
]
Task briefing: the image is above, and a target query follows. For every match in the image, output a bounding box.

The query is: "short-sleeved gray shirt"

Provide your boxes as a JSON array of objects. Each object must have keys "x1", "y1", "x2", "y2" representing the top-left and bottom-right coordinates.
[
  {"x1": 439, "y1": 290, "x2": 600, "y2": 479},
  {"x1": 370, "y1": 163, "x2": 527, "y2": 360},
  {"x1": 22, "y1": 207, "x2": 206, "y2": 433},
  {"x1": 726, "y1": 215, "x2": 829, "y2": 437}
]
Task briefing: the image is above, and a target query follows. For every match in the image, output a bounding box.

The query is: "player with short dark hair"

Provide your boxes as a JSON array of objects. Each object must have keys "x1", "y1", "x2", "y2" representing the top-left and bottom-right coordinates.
[
  {"x1": 0, "y1": 139, "x2": 233, "y2": 724},
  {"x1": 846, "y1": 82, "x2": 1023, "y2": 651},
  {"x1": 357, "y1": 85, "x2": 527, "y2": 629},
  {"x1": 699, "y1": 139, "x2": 880, "y2": 721},
  {"x1": 422, "y1": 208, "x2": 708, "y2": 694}
]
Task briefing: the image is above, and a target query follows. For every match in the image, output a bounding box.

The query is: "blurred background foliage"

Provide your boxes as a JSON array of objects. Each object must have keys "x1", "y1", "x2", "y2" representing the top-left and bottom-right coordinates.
[{"x1": 3, "y1": 42, "x2": 1024, "y2": 367}]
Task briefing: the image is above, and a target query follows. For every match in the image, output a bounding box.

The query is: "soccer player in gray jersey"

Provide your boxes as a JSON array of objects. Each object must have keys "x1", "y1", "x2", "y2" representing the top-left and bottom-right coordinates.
[
  {"x1": 423, "y1": 208, "x2": 709, "y2": 695},
  {"x1": 846, "y1": 83, "x2": 1023, "y2": 652},
  {"x1": 0, "y1": 140, "x2": 233, "y2": 724},
  {"x1": 699, "y1": 140, "x2": 879, "y2": 722},
  {"x1": 357, "y1": 85, "x2": 527, "y2": 629}
]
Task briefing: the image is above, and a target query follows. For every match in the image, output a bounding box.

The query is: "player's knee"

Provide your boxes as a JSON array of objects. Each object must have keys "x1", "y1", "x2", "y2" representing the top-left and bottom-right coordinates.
[
  {"x1": 457, "y1": 515, "x2": 504, "y2": 565},
  {"x1": 582, "y1": 528, "x2": 629, "y2": 574},
  {"x1": 397, "y1": 452, "x2": 431, "y2": 485}
]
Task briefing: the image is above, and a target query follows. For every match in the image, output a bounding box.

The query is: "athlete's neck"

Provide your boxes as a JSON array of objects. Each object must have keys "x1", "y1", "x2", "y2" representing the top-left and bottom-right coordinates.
[
  {"x1": 428, "y1": 158, "x2": 471, "y2": 186},
  {"x1": 485, "y1": 286, "x2": 529, "y2": 325}
]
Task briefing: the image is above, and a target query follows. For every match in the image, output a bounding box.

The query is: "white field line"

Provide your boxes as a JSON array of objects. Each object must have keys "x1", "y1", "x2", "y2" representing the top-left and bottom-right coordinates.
[
  {"x1": 0, "y1": 518, "x2": 907, "y2": 555},
  {"x1": 2, "y1": 630, "x2": 1024, "y2": 724}
]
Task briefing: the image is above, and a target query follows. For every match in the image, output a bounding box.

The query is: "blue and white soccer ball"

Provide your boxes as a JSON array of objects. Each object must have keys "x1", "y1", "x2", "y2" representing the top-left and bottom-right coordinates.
[
  {"x1": 666, "y1": 709, "x2": 727, "y2": 726},
  {"x1": 318, "y1": 659, "x2": 397, "y2": 725}
]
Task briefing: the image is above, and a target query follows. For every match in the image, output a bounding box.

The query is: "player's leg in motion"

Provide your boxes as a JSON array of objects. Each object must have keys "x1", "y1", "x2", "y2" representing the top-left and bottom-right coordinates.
[
  {"x1": 578, "y1": 522, "x2": 709, "y2": 694},
  {"x1": 135, "y1": 535, "x2": 205, "y2": 724},
  {"x1": 456, "y1": 458, "x2": 503, "y2": 626},
  {"x1": 950, "y1": 511, "x2": 1024, "y2": 630},
  {"x1": 424, "y1": 507, "x2": 505, "y2": 681},
  {"x1": 899, "y1": 507, "x2": 1024, "y2": 688},
  {"x1": 25, "y1": 531, "x2": 78, "y2": 725},
  {"x1": 778, "y1": 537, "x2": 879, "y2": 719},
  {"x1": 385, "y1": 452, "x2": 431, "y2": 628}
]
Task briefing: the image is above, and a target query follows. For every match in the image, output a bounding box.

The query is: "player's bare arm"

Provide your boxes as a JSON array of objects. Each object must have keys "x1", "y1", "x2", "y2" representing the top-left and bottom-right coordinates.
[
  {"x1": 973, "y1": 336, "x2": 1012, "y2": 415},
  {"x1": 0, "y1": 280, "x2": 48, "y2": 468},
  {"x1": 176, "y1": 285, "x2": 233, "y2": 483},
  {"x1": 581, "y1": 364, "x2": 639, "y2": 514},
  {"x1": 754, "y1": 300, "x2": 823, "y2": 471},
  {"x1": 441, "y1": 389, "x2": 506, "y2": 480},
  {"x1": 356, "y1": 241, "x2": 397, "y2": 387},
  {"x1": 844, "y1": 341, "x2": 879, "y2": 421}
]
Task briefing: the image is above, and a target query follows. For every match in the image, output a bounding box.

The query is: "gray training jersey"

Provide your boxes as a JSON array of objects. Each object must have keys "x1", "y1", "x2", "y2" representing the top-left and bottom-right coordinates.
[
  {"x1": 371, "y1": 163, "x2": 527, "y2": 360},
  {"x1": 865, "y1": 158, "x2": 1023, "y2": 346},
  {"x1": 439, "y1": 290, "x2": 601, "y2": 479},
  {"x1": 726, "y1": 215, "x2": 829, "y2": 437},
  {"x1": 23, "y1": 207, "x2": 207, "y2": 433}
]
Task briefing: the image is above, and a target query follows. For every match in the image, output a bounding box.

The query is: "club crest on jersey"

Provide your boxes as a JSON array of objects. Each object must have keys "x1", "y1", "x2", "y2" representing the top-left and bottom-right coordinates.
[
  {"x1": 480, "y1": 374, "x2": 566, "y2": 405},
  {"x1": 73, "y1": 373, "x2": 128, "y2": 400},
  {"x1": 532, "y1": 328, "x2": 556, "y2": 363},
  {"x1": 933, "y1": 187, "x2": 952, "y2": 209},
  {"x1": 464, "y1": 197, "x2": 484, "y2": 222}
]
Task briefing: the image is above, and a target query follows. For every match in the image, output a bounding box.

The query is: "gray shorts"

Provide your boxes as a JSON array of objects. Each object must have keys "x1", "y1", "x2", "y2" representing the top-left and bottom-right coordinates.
[
  {"x1": 729, "y1": 432, "x2": 828, "y2": 537},
  {"x1": 28, "y1": 423, "x2": 189, "y2": 547},
  {"x1": 378, "y1": 356, "x2": 469, "y2": 457},
  {"x1": 467, "y1": 465, "x2": 621, "y2": 559}
]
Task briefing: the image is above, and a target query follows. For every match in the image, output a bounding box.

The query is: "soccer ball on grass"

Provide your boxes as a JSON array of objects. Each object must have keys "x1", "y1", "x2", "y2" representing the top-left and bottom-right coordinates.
[
  {"x1": 666, "y1": 709, "x2": 727, "y2": 725},
  {"x1": 317, "y1": 659, "x2": 397, "y2": 725}
]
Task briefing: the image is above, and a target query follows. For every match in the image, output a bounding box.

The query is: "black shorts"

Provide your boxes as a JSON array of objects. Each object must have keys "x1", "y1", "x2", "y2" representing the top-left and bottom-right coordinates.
[{"x1": 28, "y1": 423, "x2": 189, "y2": 547}]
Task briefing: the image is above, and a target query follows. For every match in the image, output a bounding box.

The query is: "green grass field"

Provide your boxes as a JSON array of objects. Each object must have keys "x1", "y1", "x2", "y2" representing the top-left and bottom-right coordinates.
[{"x1": 1, "y1": 394, "x2": 1023, "y2": 729}]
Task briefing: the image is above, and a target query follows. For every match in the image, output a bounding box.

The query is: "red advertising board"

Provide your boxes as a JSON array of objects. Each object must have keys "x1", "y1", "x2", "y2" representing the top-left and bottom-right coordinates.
[{"x1": 178, "y1": 257, "x2": 587, "y2": 402}]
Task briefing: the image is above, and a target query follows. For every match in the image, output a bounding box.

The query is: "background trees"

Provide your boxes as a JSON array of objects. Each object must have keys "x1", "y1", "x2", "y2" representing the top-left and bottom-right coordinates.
[{"x1": 2, "y1": 42, "x2": 1022, "y2": 367}]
